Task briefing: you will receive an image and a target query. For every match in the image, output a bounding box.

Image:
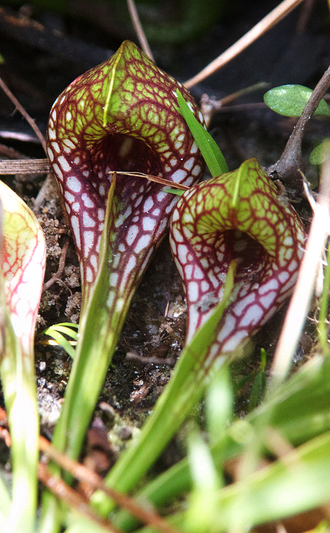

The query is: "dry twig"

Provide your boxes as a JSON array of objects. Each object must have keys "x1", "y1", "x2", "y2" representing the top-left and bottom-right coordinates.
[
  {"x1": 0, "y1": 406, "x2": 181, "y2": 533},
  {"x1": 127, "y1": 0, "x2": 154, "y2": 61},
  {"x1": 43, "y1": 239, "x2": 70, "y2": 292},
  {"x1": 109, "y1": 171, "x2": 189, "y2": 190},
  {"x1": 271, "y1": 155, "x2": 330, "y2": 384},
  {"x1": 184, "y1": 0, "x2": 305, "y2": 89},
  {"x1": 268, "y1": 65, "x2": 330, "y2": 188},
  {"x1": 39, "y1": 435, "x2": 182, "y2": 533},
  {"x1": 126, "y1": 352, "x2": 176, "y2": 366},
  {"x1": 0, "y1": 158, "x2": 50, "y2": 174},
  {"x1": 37, "y1": 462, "x2": 122, "y2": 533},
  {"x1": 0, "y1": 77, "x2": 46, "y2": 153},
  {"x1": 0, "y1": 6, "x2": 112, "y2": 68},
  {"x1": 200, "y1": 82, "x2": 269, "y2": 127}
]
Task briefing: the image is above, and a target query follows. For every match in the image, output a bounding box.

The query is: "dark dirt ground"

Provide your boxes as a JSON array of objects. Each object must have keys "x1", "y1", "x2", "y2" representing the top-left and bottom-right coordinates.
[{"x1": 0, "y1": 0, "x2": 329, "y2": 470}]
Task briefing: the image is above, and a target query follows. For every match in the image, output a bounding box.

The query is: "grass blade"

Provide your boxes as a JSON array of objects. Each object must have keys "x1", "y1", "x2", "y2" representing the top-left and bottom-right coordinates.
[
  {"x1": 114, "y1": 356, "x2": 330, "y2": 531},
  {"x1": 91, "y1": 262, "x2": 235, "y2": 516},
  {"x1": 176, "y1": 90, "x2": 228, "y2": 176}
]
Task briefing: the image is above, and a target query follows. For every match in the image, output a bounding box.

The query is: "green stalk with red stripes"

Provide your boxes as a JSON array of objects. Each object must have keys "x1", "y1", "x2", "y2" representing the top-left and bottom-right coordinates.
[
  {"x1": 170, "y1": 158, "x2": 306, "y2": 360},
  {"x1": 0, "y1": 181, "x2": 46, "y2": 533}
]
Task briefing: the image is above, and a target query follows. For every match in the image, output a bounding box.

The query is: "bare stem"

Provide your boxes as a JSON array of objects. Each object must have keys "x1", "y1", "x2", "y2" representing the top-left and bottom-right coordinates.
[
  {"x1": 0, "y1": 158, "x2": 50, "y2": 174},
  {"x1": 200, "y1": 82, "x2": 269, "y2": 128},
  {"x1": 0, "y1": 77, "x2": 46, "y2": 153},
  {"x1": 127, "y1": 0, "x2": 155, "y2": 62},
  {"x1": 268, "y1": 65, "x2": 330, "y2": 188},
  {"x1": 39, "y1": 435, "x2": 181, "y2": 533},
  {"x1": 184, "y1": 0, "x2": 305, "y2": 89},
  {"x1": 270, "y1": 154, "x2": 330, "y2": 385},
  {"x1": 43, "y1": 239, "x2": 70, "y2": 292},
  {"x1": 108, "y1": 170, "x2": 189, "y2": 190},
  {"x1": 37, "y1": 463, "x2": 120, "y2": 533}
]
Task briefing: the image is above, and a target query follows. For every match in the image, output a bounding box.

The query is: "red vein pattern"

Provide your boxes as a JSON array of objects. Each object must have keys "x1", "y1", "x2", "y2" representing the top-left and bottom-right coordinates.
[
  {"x1": 169, "y1": 159, "x2": 306, "y2": 362},
  {"x1": 46, "y1": 41, "x2": 205, "y2": 312},
  {"x1": 0, "y1": 180, "x2": 46, "y2": 355}
]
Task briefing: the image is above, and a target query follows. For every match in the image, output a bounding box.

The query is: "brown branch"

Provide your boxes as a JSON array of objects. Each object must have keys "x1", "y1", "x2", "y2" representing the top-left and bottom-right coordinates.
[
  {"x1": 0, "y1": 158, "x2": 50, "y2": 174},
  {"x1": 43, "y1": 239, "x2": 70, "y2": 292},
  {"x1": 200, "y1": 82, "x2": 269, "y2": 127},
  {"x1": 39, "y1": 435, "x2": 183, "y2": 533},
  {"x1": 296, "y1": 0, "x2": 316, "y2": 33},
  {"x1": 0, "y1": 411, "x2": 179, "y2": 533},
  {"x1": 184, "y1": 0, "x2": 305, "y2": 89},
  {"x1": 0, "y1": 143, "x2": 29, "y2": 160},
  {"x1": 127, "y1": 0, "x2": 155, "y2": 62},
  {"x1": 37, "y1": 463, "x2": 122, "y2": 533},
  {"x1": 268, "y1": 65, "x2": 330, "y2": 189},
  {"x1": 0, "y1": 77, "x2": 46, "y2": 153},
  {"x1": 109, "y1": 171, "x2": 189, "y2": 190},
  {"x1": 126, "y1": 352, "x2": 176, "y2": 366},
  {"x1": 0, "y1": 6, "x2": 112, "y2": 69}
]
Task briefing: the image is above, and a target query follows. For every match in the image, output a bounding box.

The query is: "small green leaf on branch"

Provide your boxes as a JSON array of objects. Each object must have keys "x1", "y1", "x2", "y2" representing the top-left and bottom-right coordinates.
[
  {"x1": 264, "y1": 84, "x2": 330, "y2": 117},
  {"x1": 310, "y1": 139, "x2": 330, "y2": 165}
]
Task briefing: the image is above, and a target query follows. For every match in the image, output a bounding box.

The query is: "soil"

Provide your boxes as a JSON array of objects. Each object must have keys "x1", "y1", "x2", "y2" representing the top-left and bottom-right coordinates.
[{"x1": 0, "y1": 0, "x2": 329, "y2": 470}]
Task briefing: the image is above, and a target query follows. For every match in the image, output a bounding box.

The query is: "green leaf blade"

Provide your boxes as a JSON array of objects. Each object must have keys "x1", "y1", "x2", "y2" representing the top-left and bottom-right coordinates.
[
  {"x1": 116, "y1": 357, "x2": 330, "y2": 532},
  {"x1": 264, "y1": 84, "x2": 330, "y2": 117},
  {"x1": 91, "y1": 263, "x2": 236, "y2": 516},
  {"x1": 211, "y1": 431, "x2": 330, "y2": 532},
  {"x1": 309, "y1": 138, "x2": 330, "y2": 165},
  {"x1": 162, "y1": 186, "x2": 185, "y2": 196},
  {"x1": 176, "y1": 90, "x2": 228, "y2": 176},
  {"x1": 43, "y1": 329, "x2": 77, "y2": 359}
]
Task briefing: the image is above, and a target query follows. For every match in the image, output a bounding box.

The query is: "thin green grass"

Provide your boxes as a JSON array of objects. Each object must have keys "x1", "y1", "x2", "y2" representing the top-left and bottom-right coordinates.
[
  {"x1": 113, "y1": 354, "x2": 330, "y2": 532},
  {"x1": 42, "y1": 323, "x2": 78, "y2": 359},
  {"x1": 176, "y1": 90, "x2": 228, "y2": 176},
  {"x1": 91, "y1": 262, "x2": 236, "y2": 516}
]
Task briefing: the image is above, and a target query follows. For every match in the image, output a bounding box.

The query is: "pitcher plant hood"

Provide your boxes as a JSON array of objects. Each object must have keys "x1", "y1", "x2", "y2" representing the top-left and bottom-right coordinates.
[
  {"x1": 46, "y1": 40, "x2": 205, "y2": 307},
  {"x1": 169, "y1": 158, "x2": 306, "y2": 360}
]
